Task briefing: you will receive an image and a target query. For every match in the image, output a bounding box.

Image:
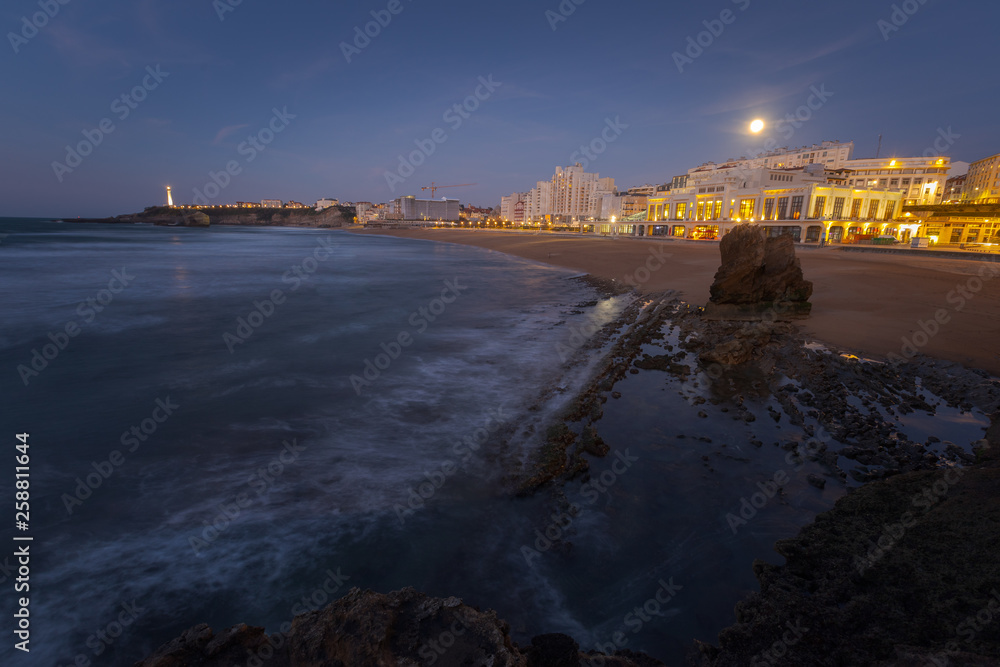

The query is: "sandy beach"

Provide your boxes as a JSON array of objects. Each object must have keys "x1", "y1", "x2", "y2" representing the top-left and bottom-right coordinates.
[{"x1": 352, "y1": 229, "x2": 1000, "y2": 376}]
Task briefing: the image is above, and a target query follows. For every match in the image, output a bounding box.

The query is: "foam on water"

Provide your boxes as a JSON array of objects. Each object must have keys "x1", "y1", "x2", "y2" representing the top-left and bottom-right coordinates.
[{"x1": 0, "y1": 220, "x2": 627, "y2": 666}]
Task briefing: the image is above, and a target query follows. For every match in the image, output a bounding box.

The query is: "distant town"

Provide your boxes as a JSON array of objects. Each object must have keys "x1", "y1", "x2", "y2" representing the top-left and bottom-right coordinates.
[{"x1": 167, "y1": 139, "x2": 1000, "y2": 249}]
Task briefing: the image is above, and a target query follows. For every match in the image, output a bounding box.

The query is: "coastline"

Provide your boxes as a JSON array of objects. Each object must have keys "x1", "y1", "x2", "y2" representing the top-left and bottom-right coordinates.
[{"x1": 350, "y1": 228, "x2": 1000, "y2": 377}]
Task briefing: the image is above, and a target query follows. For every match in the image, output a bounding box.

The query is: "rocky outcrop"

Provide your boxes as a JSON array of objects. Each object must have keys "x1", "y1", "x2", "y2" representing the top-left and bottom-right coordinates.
[
  {"x1": 705, "y1": 225, "x2": 812, "y2": 321},
  {"x1": 692, "y1": 416, "x2": 1000, "y2": 666},
  {"x1": 153, "y1": 211, "x2": 210, "y2": 227},
  {"x1": 135, "y1": 588, "x2": 665, "y2": 667},
  {"x1": 96, "y1": 206, "x2": 352, "y2": 229}
]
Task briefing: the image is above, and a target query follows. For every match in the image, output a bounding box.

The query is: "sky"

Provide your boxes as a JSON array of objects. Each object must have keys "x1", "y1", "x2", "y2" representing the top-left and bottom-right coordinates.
[{"x1": 1, "y1": 0, "x2": 997, "y2": 218}]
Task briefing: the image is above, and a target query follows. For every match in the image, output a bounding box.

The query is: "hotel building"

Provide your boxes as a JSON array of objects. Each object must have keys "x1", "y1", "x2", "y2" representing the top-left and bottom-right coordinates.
[
  {"x1": 692, "y1": 140, "x2": 949, "y2": 207},
  {"x1": 605, "y1": 164, "x2": 910, "y2": 243},
  {"x1": 962, "y1": 153, "x2": 1000, "y2": 203},
  {"x1": 503, "y1": 164, "x2": 615, "y2": 224}
]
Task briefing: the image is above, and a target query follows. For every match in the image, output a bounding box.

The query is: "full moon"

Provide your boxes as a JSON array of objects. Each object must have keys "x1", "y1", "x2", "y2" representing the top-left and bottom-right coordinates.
[{"x1": 750, "y1": 119, "x2": 765, "y2": 134}]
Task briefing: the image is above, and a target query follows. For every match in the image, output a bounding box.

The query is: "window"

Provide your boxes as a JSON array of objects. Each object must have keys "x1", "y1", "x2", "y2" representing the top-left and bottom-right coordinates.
[
  {"x1": 868, "y1": 200, "x2": 880, "y2": 219},
  {"x1": 812, "y1": 196, "x2": 826, "y2": 219},
  {"x1": 890, "y1": 179, "x2": 899, "y2": 187},
  {"x1": 675, "y1": 203, "x2": 687, "y2": 220},
  {"x1": 879, "y1": 179, "x2": 888, "y2": 188},
  {"x1": 883, "y1": 202, "x2": 896, "y2": 221},
  {"x1": 764, "y1": 198, "x2": 775, "y2": 219},
  {"x1": 790, "y1": 196, "x2": 804, "y2": 220},
  {"x1": 712, "y1": 200, "x2": 723, "y2": 220},
  {"x1": 777, "y1": 197, "x2": 789, "y2": 220},
  {"x1": 739, "y1": 198, "x2": 756, "y2": 219},
  {"x1": 697, "y1": 201, "x2": 706, "y2": 220},
  {"x1": 851, "y1": 199, "x2": 863, "y2": 219},
  {"x1": 832, "y1": 197, "x2": 846, "y2": 218},
  {"x1": 902, "y1": 179, "x2": 911, "y2": 187}
]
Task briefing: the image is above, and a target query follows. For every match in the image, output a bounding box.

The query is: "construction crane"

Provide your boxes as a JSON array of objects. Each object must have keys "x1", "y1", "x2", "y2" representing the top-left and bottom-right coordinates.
[{"x1": 421, "y1": 182, "x2": 477, "y2": 199}]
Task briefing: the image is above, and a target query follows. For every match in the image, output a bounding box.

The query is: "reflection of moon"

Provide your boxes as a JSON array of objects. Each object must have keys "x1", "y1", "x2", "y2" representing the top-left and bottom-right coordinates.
[{"x1": 750, "y1": 119, "x2": 765, "y2": 134}]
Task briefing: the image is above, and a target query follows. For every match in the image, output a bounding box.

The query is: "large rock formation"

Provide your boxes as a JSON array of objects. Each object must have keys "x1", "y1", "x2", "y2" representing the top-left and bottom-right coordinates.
[
  {"x1": 135, "y1": 588, "x2": 665, "y2": 667},
  {"x1": 705, "y1": 225, "x2": 812, "y2": 321}
]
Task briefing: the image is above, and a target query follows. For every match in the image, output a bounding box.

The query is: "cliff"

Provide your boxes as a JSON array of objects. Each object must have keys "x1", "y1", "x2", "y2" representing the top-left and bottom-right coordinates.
[{"x1": 71, "y1": 206, "x2": 355, "y2": 229}]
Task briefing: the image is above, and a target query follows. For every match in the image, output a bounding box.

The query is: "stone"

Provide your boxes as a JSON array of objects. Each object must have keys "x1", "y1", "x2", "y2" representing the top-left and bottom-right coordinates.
[
  {"x1": 705, "y1": 224, "x2": 813, "y2": 321},
  {"x1": 135, "y1": 588, "x2": 667, "y2": 667}
]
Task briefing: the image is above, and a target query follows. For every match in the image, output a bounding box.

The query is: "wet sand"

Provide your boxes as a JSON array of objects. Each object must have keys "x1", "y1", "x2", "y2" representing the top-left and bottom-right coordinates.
[{"x1": 351, "y1": 229, "x2": 1000, "y2": 376}]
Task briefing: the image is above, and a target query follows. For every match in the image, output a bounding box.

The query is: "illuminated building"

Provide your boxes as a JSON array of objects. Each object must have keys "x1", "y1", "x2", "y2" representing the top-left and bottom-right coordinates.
[
  {"x1": 503, "y1": 164, "x2": 615, "y2": 224},
  {"x1": 962, "y1": 153, "x2": 1000, "y2": 203},
  {"x1": 626, "y1": 165, "x2": 908, "y2": 243}
]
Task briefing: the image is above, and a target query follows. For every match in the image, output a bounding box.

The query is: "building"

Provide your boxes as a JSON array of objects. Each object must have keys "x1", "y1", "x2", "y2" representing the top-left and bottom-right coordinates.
[
  {"x1": 501, "y1": 193, "x2": 529, "y2": 222},
  {"x1": 617, "y1": 164, "x2": 908, "y2": 243},
  {"x1": 902, "y1": 202, "x2": 1000, "y2": 245},
  {"x1": 392, "y1": 196, "x2": 461, "y2": 222},
  {"x1": 626, "y1": 184, "x2": 657, "y2": 197},
  {"x1": 840, "y1": 155, "x2": 950, "y2": 206},
  {"x1": 315, "y1": 198, "x2": 340, "y2": 210},
  {"x1": 285, "y1": 201, "x2": 308, "y2": 209},
  {"x1": 166, "y1": 186, "x2": 173, "y2": 207},
  {"x1": 235, "y1": 202, "x2": 260, "y2": 208},
  {"x1": 692, "y1": 141, "x2": 948, "y2": 207},
  {"x1": 354, "y1": 202, "x2": 375, "y2": 223},
  {"x1": 461, "y1": 206, "x2": 492, "y2": 222},
  {"x1": 503, "y1": 164, "x2": 615, "y2": 224},
  {"x1": 599, "y1": 192, "x2": 649, "y2": 221},
  {"x1": 261, "y1": 200, "x2": 283, "y2": 208},
  {"x1": 945, "y1": 174, "x2": 967, "y2": 203},
  {"x1": 962, "y1": 154, "x2": 1000, "y2": 203},
  {"x1": 724, "y1": 140, "x2": 856, "y2": 170}
]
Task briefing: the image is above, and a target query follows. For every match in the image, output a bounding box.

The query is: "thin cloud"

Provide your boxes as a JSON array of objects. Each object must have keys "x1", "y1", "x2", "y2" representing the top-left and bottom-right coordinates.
[{"x1": 212, "y1": 124, "x2": 251, "y2": 145}]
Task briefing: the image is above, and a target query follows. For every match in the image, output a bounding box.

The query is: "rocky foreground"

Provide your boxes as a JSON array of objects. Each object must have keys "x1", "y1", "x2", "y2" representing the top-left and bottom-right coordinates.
[
  {"x1": 138, "y1": 229, "x2": 1000, "y2": 665},
  {"x1": 135, "y1": 311, "x2": 1000, "y2": 666},
  {"x1": 133, "y1": 587, "x2": 663, "y2": 667}
]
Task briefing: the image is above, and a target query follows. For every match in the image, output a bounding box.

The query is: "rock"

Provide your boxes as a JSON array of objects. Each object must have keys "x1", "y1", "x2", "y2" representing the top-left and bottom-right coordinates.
[
  {"x1": 135, "y1": 587, "x2": 526, "y2": 667},
  {"x1": 695, "y1": 416, "x2": 1000, "y2": 665},
  {"x1": 704, "y1": 224, "x2": 812, "y2": 320},
  {"x1": 136, "y1": 588, "x2": 667, "y2": 667},
  {"x1": 149, "y1": 211, "x2": 211, "y2": 227},
  {"x1": 807, "y1": 474, "x2": 826, "y2": 489},
  {"x1": 525, "y1": 633, "x2": 579, "y2": 667}
]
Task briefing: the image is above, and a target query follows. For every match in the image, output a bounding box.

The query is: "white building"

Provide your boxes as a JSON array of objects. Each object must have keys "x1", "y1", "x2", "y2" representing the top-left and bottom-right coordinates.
[
  {"x1": 261, "y1": 200, "x2": 283, "y2": 208},
  {"x1": 694, "y1": 140, "x2": 949, "y2": 208},
  {"x1": 504, "y1": 164, "x2": 615, "y2": 224},
  {"x1": 841, "y1": 156, "x2": 950, "y2": 206},
  {"x1": 315, "y1": 198, "x2": 339, "y2": 210},
  {"x1": 599, "y1": 192, "x2": 649, "y2": 221},
  {"x1": 392, "y1": 196, "x2": 461, "y2": 222},
  {"x1": 722, "y1": 140, "x2": 856, "y2": 171},
  {"x1": 611, "y1": 165, "x2": 912, "y2": 243},
  {"x1": 501, "y1": 193, "x2": 529, "y2": 222}
]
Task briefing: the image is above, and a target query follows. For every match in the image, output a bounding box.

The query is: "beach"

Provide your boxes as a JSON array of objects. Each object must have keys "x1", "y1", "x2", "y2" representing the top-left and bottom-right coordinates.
[{"x1": 353, "y1": 229, "x2": 1000, "y2": 376}]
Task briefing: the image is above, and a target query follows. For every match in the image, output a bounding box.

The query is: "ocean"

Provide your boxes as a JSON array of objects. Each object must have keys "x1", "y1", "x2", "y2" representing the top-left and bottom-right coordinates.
[{"x1": 0, "y1": 219, "x2": 990, "y2": 666}]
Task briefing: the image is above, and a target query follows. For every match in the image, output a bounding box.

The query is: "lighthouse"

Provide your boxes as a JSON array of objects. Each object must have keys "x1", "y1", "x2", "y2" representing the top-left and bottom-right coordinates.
[{"x1": 166, "y1": 186, "x2": 174, "y2": 207}]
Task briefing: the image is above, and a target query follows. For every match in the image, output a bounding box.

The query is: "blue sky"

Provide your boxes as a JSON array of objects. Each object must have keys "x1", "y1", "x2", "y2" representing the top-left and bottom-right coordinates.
[{"x1": 1, "y1": 0, "x2": 995, "y2": 217}]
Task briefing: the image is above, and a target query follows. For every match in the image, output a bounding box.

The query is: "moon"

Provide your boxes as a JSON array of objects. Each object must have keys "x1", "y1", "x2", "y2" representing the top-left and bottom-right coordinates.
[{"x1": 750, "y1": 119, "x2": 765, "y2": 134}]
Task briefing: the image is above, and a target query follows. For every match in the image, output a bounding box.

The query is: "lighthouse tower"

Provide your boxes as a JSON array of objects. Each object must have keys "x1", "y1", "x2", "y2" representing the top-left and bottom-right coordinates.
[{"x1": 166, "y1": 186, "x2": 174, "y2": 207}]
